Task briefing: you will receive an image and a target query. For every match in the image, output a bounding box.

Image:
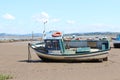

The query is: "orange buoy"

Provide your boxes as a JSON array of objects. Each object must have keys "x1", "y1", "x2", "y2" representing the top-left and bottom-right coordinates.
[{"x1": 52, "y1": 32, "x2": 62, "y2": 37}]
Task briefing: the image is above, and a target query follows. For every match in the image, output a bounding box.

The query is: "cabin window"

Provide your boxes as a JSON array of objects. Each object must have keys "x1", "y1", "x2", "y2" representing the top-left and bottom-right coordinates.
[
  {"x1": 45, "y1": 40, "x2": 60, "y2": 50},
  {"x1": 53, "y1": 40, "x2": 60, "y2": 50},
  {"x1": 46, "y1": 40, "x2": 52, "y2": 48}
]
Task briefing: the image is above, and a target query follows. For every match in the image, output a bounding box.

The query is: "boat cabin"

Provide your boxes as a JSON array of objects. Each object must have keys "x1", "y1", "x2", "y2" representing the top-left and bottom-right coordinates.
[
  {"x1": 44, "y1": 38, "x2": 110, "y2": 55},
  {"x1": 43, "y1": 31, "x2": 110, "y2": 55},
  {"x1": 44, "y1": 39, "x2": 65, "y2": 54}
]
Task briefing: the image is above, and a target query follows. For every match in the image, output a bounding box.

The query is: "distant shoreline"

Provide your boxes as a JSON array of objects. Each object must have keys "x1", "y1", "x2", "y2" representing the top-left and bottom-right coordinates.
[
  {"x1": 0, "y1": 35, "x2": 114, "y2": 43},
  {"x1": 0, "y1": 38, "x2": 43, "y2": 43}
]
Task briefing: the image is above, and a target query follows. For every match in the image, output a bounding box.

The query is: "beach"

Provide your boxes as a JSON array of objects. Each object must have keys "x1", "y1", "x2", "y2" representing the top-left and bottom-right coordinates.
[{"x1": 0, "y1": 42, "x2": 120, "y2": 80}]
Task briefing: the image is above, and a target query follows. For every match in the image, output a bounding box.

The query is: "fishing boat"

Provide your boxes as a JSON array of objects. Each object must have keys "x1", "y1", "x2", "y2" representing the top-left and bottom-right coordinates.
[
  {"x1": 28, "y1": 31, "x2": 110, "y2": 62},
  {"x1": 113, "y1": 34, "x2": 120, "y2": 48}
]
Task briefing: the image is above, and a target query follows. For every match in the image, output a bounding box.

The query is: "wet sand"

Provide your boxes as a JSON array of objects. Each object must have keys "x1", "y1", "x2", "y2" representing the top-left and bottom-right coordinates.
[{"x1": 0, "y1": 42, "x2": 120, "y2": 80}]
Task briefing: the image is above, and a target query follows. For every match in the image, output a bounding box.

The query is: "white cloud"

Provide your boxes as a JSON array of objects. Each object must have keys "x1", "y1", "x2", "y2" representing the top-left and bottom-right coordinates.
[
  {"x1": 33, "y1": 12, "x2": 49, "y2": 23},
  {"x1": 67, "y1": 20, "x2": 75, "y2": 24},
  {"x1": 2, "y1": 13, "x2": 15, "y2": 20},
  {"x1": 33, "y1": 12, "x2": 61, "y2": 24}
]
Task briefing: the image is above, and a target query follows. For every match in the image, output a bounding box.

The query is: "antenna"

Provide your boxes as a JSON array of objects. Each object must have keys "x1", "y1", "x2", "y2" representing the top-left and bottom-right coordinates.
[{"x1": 43, "y1": 21, "x2": 47, "y2": 39}]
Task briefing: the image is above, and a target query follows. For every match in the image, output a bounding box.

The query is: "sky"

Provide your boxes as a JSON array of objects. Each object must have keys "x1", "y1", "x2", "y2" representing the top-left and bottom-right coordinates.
[{"x1": 0, "y1": 0, "x2": 120, "y2": 34}]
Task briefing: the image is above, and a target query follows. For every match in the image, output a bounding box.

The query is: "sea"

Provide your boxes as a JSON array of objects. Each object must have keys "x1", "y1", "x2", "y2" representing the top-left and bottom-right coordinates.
[{"x1": 0, "y1": 36, "x2": 40, "y2": 40}]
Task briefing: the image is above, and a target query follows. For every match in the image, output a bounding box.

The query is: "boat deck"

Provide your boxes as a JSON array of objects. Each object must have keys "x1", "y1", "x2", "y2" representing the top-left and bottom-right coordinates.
[{"x1": 65, "y1": 48, "x2": 99, "y2": 54}]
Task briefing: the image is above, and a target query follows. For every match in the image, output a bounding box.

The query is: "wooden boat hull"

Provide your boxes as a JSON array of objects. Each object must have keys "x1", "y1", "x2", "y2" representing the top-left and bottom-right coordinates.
[{"x1": 34, "y1": 50, "x2": 109, "y2": 62}]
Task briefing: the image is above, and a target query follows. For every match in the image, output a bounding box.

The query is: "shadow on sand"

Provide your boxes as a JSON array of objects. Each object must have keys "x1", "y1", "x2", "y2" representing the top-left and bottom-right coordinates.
[
  {"x1": 18, "y1": 59, "x2": 102, "y2": 63},
  {"x1": 18, "y1": 60, "x2": 43, "y2": 63}
]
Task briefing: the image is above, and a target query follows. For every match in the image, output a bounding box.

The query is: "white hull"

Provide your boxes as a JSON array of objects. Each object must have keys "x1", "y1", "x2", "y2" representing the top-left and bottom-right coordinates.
[
  {"x1": 35, "y1": 50, "x2": 109, "y2": 61},
  {"x1": 113, "y1": 40, "x2": 120, "y2": 44},
  {"x1": 113, "y1": 40, "x2": 120, "y2": 48}
]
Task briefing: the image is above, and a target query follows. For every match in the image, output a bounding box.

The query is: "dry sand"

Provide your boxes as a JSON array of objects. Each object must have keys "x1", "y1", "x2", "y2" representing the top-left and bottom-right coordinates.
[{"x1": 0, "y1": 42, "x2": 120, "y2": 80}]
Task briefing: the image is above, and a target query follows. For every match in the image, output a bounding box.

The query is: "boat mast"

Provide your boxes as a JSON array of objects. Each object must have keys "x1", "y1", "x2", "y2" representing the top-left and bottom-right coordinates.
[{"x1": 43, "y1": 21, "x2": 47, "y2": 39}]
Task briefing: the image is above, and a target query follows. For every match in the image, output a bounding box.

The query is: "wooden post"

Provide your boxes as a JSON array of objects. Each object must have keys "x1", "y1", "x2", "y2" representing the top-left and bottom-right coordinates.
[{"x1": 28, "y1": 43, "x2": 31, "y2": 62}]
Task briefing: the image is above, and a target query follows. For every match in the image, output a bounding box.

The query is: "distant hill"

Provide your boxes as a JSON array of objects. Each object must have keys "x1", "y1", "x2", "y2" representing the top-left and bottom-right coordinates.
[
  {"x1": 64, "y1": 32, "x2": 120, "y2": 36},
  {"x1": 0, "y1": 32, "x2": 120, "y2": 37}
]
